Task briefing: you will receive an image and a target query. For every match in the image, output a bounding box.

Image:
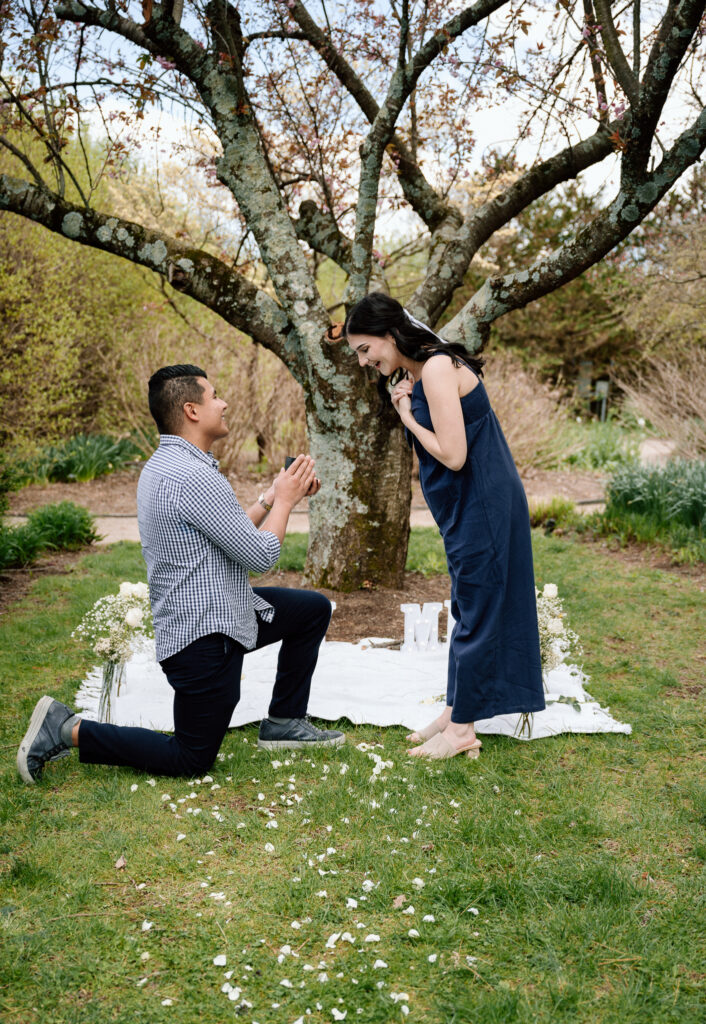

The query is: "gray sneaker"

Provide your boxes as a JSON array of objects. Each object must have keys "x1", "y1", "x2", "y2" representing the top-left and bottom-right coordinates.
[
  {"x1": 17, "y1": 696, "x2": 75, "y2": 784},
  {"x1": 257, "y1": 716, "x2": 345, "y2": 751}
]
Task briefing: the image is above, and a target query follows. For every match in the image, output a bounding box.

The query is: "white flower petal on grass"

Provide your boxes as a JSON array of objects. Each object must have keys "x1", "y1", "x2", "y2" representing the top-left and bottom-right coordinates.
[
  {"x1": 265, "y1": 820, "x2": 278, "y2": 829},
  {"x1": 467, "y1": 907, "x2": 479, "y2": 916},
  {"x1": 176, "y1": 833, "x2": 186, "y2": 842},
  {"x1": 264, "y1": 843, "x2": 275, "y2": 853},
  {"x1": 411, "y1": 878, "x2": 425, "y2": 889},
  {"x1": 136, "y1": 977, "x2": 148, "y2": 987},
  {"x1": 291, "y1": 921, "x2": 301, "y2": 930},
  {"x1": 325, "y1": 933, "x2": 340, "y2": 949},
  {"x1": 407, "y1": 929, "x2": 420, "y2": 938},
  {"x1": 346, "y1": 897, "x2": 358, "y2": 909},
  {"x1": 428, "y1": 953, "x2": 438, "y2": 963},
  {"x1": 161, "y1": 998, "x2": 173, "y2": 1006},
  {"x1": 213, "y1": 954, "x2": 227, "y2": 966},
  {"x1": 401, "y1": 1006, "x2": 410, "y2": 1016},
  {"x1": 340, "y1": 932, "x2": 355, "y2": 944},
  {"x1": 402, "y1": 906, "x2": 415, "y2": 915},
  {"x1": 422, "y1": 914, "x2": 435, "y2": 923},
  {"x1": 146, "y1": 778, "x2": 156, "y2": 786},
  {"x1": 130, "y1": 784, "x2": 138, "y2": 792},
  {"x1": 316, "y1": 890, "x2": 328, "y2": 897},
  {"x1": 141, "y1": 920, "x2": 153, "y2": 932},
  {"x1": 361, "y1": 880, "x2": 375, "y2": 892},
  {"x1": 331, "y1": 1009, "x2": 347, "y2": 1020},
  {"x1": 373, "y1": 959, "x2": 388, "y2": 969},
  {"x1": 390, "y1": 993, "x2": 409, "y2": 1003},
  {"x1": 280, "y1": 979, "x2": 293, "y2": 988}
]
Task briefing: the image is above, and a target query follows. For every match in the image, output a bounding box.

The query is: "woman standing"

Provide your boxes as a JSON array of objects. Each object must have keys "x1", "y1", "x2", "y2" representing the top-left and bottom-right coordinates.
[{"x1": 344, "y1": 293, "x2": 545, "y2": 760}]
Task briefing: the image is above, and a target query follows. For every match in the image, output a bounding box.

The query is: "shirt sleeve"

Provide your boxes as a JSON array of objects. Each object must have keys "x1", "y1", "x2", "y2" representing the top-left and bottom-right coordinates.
[{"x1": 178, "y1": 465, "x2": 281, "y2": 573}]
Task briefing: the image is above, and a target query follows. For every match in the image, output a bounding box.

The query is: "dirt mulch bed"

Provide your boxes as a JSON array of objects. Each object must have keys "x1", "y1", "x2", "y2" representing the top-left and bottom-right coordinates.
[
  {"x1": 0, "y1": 551, "x2": 448, "y2": 645},
  {"x1": 255, "y1": 568, "x2": 451, "y2": 644}
]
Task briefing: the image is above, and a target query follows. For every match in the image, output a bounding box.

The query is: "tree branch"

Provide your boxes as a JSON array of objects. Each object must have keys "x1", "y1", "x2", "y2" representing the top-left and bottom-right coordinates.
[
  {"x1": 56, "y1": 0, "x2": 330, "y2": 348},
  {"x1": 0, "y1": 172, "x2": 300, "y2": 372},
  {"x1": 411, "y1": 123, "x2": 618, "y2": 322},
  {"x1": 625, "y1": 0, "x2": 704, "y2": 176},
  {"x1": 349, "y1": 0, "x2": 506, "y2": 297},
  {"x1": 442, "y1": 107, "x2": 706, "y2": 350},
  {"x1": 294, "y1": 199, "x2": 352, "y2": 272},
  {"x1": 582, "y1": 0, "x2": 611, "y2": 123},
  {"x1": 594, "y1": 0, "x2": 640, "y2": 108},
  {"x1": 282, "y1": 0, "x2": 456, "y2": 230}
]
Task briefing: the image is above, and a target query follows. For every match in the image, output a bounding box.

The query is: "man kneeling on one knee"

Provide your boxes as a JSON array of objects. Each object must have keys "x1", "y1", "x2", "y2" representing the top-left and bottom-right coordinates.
[{"x1": 17, "y1": 364, "x2": 344, "y2": 784}]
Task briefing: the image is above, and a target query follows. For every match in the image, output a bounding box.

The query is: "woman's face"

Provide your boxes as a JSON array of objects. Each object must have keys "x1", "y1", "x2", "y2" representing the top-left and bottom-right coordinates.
[{"x1": 348, "y1": 331, "x2": 400, "y2": 376}]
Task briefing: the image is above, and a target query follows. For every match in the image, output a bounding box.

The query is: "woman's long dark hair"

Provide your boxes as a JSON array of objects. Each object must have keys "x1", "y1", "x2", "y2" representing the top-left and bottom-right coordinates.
[{"x1": 344, "y1": 292, "x2": 484, "y2": 410}]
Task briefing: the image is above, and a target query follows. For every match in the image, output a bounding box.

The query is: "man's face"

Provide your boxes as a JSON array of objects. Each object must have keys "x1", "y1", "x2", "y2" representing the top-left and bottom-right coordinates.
[{"x1": 192, "y1": 377, "x2": 229, "y2": 443}]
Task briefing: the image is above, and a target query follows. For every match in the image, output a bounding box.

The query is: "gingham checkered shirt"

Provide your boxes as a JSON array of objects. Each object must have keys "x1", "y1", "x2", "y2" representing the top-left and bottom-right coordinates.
[{"x1": 137, "y1": 435, "x2": 280, "y2": 661}]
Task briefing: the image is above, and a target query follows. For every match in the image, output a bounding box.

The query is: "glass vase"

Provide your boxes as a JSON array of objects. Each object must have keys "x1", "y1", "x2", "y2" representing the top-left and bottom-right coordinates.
[{"x1": 98, "y1": 659, "x2": 125, "y2": 723}]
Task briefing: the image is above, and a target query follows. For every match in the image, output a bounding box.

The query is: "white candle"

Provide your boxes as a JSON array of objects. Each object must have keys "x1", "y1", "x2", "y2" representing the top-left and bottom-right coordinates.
[{"x1": 400, "y1": 603, "x2": 421, "y2": 653}]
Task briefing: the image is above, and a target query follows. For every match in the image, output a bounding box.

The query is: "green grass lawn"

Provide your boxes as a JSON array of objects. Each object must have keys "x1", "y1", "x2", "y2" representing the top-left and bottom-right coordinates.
[{"x1": 1, "y1": 535, "x2": 704, "y2": 1023}]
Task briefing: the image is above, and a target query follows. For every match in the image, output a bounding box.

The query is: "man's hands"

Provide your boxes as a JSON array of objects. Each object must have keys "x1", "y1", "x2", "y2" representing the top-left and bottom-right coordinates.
[{"x1": 273, "y1": 454, "x2": 320, "y2": 509}]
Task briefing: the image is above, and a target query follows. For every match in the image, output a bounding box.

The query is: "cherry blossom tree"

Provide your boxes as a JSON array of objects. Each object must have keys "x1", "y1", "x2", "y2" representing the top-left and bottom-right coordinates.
[{"x1": 1, "y1": 1, "x2": 704, "y2": 587}]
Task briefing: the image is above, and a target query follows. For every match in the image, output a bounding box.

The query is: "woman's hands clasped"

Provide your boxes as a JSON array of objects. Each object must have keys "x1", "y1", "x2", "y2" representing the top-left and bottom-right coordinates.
[
  {"x1": 272, "y1": 454, "x2": 320, "y2": 508},
  {"x1": 390, "y1": 375, "x2": 414, "y2": 423}
]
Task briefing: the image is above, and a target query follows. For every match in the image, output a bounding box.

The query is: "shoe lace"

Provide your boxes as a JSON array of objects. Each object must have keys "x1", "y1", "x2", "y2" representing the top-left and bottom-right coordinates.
[{"x1": 36, "y1": 742, "x2": 66, "y2": 764}]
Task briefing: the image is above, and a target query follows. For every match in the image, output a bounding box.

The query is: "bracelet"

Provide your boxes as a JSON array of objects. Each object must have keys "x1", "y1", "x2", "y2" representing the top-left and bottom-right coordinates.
[{"x1": 258, "y1": 493, "x2": 273, "y2": 512}]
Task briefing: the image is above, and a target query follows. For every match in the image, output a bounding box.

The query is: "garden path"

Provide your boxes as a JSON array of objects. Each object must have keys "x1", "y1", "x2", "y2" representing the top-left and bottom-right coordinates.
[{"x1": 6, "y1": 466, "x2": 607, "y2": 544}]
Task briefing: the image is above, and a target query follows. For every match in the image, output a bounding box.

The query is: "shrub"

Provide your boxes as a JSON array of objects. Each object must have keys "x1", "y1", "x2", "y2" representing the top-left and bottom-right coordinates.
[
  {"x1": 16, "y1": 434, "x2": 144, "y2": 485},
  {"x1": 0, "y1": 449, "x2": 21, "y2": 518},
  {"x1": 606, "y1": 460, "x2": 706, "y2": 531},
  {"x1": 599, "y1": 460, "x2": 706, "y2": 563},
  {"x1": 27, "y1": 502, "x2": 99, "y2": 550},
  {"x1": 528, "y1": 497, "x2": 581, "y2": 531},
  {"x1": 565, "y1": 418, "x2": 639, "y2": 471},
  {"x1": 0, "y1": 522, "x2": 46, "y2": 569},
  {"x1": 0, "y1": 502, "x2": 97, "y2": 570}
]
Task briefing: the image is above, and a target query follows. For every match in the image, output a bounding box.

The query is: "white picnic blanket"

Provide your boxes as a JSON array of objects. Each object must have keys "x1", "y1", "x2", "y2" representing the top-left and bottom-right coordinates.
[{"x1": 75, "y1": 637, "x2": 631, "y2": 740}]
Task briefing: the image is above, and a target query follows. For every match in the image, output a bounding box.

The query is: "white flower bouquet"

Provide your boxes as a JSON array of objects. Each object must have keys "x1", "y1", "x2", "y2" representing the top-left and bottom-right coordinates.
[
  {"x1": 536, "y1": 582, "x2": 581, "y2": 676},
  {"x1": 72, "y1": 582, "x2": 154, "y2": 721}
]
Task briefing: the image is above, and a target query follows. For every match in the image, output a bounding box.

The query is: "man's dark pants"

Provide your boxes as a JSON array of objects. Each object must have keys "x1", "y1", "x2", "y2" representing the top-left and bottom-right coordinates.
[{"x1": 78, "y1": 588, "x2": 331, "y2": 776}]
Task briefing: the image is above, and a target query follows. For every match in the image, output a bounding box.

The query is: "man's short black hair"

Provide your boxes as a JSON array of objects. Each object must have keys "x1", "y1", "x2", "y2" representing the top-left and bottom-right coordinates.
[{"x1": 148, "y1": 364, "x2": 208, "y2": 435}]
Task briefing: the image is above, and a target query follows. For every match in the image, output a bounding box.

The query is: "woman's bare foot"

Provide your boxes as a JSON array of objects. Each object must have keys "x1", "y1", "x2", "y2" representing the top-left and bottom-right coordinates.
[{"x1": 406, "y1": 706, "x2": 452, "y2": 745}]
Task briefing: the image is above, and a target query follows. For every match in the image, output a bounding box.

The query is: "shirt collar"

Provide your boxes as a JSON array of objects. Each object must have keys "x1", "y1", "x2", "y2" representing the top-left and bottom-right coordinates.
[{"x1": 158, "y1": 434, "x2": 219, "y2": 470}]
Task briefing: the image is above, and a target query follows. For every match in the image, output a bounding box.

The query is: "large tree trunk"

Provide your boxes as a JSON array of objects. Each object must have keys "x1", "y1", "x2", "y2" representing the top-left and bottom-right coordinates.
[{"x1": 305, "y1": 372, "x2": 413, "y2": 590}]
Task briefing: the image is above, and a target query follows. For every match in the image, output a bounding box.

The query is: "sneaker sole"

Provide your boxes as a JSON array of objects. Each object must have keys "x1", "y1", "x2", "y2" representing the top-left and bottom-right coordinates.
[
  {"x1": 257, "y1": 734, "x2": 346, "y2": 751},
  {"x1": 16, "y1": 695, "x2": 55, "y2": 785}
]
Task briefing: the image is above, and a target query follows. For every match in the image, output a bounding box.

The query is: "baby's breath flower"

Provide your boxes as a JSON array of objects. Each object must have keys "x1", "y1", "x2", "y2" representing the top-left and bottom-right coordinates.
[{"x1": 72, "y1": 584, "x2": 154, "y2": 663}]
